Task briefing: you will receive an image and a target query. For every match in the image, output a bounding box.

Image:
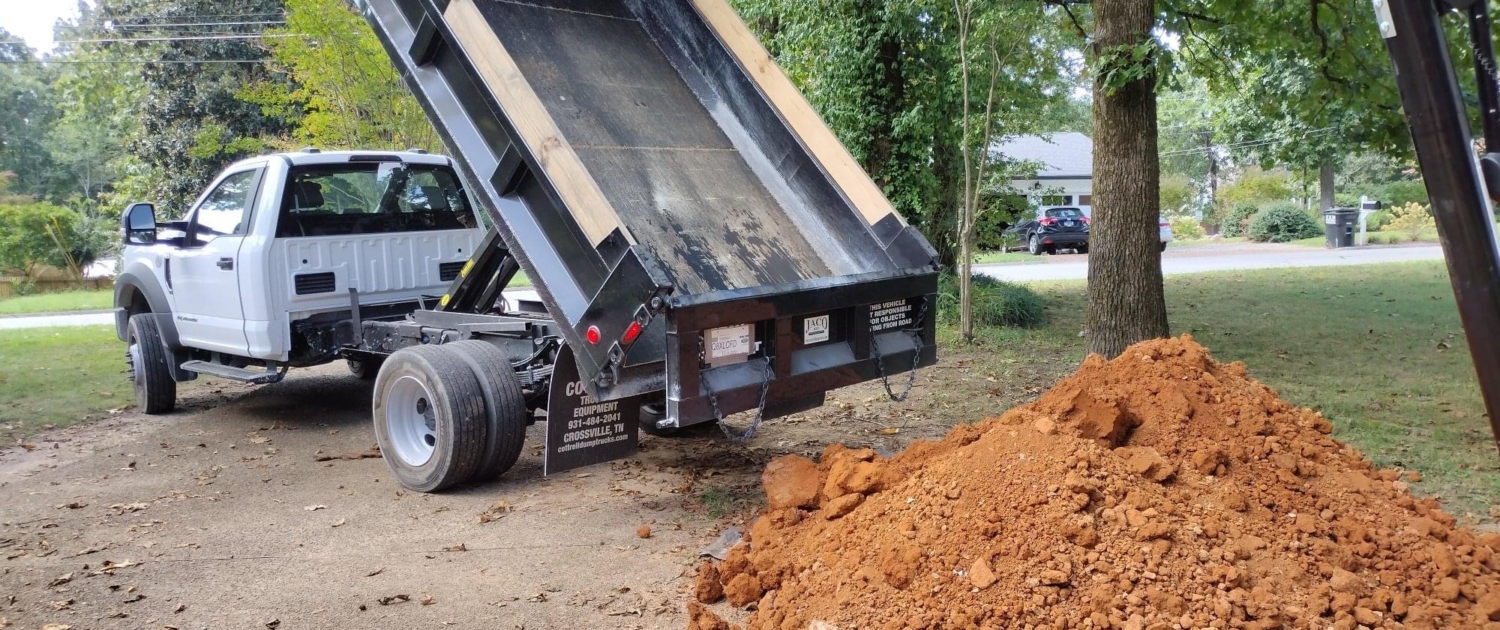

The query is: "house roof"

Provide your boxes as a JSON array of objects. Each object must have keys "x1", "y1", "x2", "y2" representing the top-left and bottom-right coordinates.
[{"x1": 992, "y1": 132, "x2": 1093, "y2": 179}]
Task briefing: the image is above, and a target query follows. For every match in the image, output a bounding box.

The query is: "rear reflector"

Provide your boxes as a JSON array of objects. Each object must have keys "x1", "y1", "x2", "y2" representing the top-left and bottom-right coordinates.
[
  {"x1": 622, "y1": 321, "x2": 643, "y2": 345},
  {"x1": 586, "y1": 326, "x2": 601, "y2": 345}
]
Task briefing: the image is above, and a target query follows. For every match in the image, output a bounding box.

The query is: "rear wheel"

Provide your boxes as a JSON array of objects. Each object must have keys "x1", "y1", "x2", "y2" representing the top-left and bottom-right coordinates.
[
  {"x1": 127, "y1": 314, "x2": 176, "y2": 414},
  {"x1": 444, "y1": 340, "x2": 528, "y2": 482},
  {"x1": 1160, "y1": 242, "x2": 1168, "y2": 252},
  {"x1": 1028, "y1": 233, "x2": 1043, "y2": 256},
  {"x1": 373, "y1": 345, "x2": 488, "y2": 492},
  {"x1": 1077, "y1": 244, "x2": 1089, "y2": 255}
]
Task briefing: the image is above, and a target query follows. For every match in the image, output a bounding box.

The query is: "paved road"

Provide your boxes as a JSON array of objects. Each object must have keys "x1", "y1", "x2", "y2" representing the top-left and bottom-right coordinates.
[
  {"x1": 0, "y1": 310, "x2": 114, "y2": 330},
  {"x1": 977, "y1": 244, "x2": 1446, "y2": 282}
]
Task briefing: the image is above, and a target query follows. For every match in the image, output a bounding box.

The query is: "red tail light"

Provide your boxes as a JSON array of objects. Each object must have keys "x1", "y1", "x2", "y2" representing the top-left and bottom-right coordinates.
[
  {"x1": 621, "y1": 321, "x2": 643, "y2": 345},
  {"x1": 1039, "y1": 217, "x2": 1057, "y2": 226},
  {"x1": 585, "y1": 325, "x2": 601, "y2": 345},
  {"x1": 1081, "y1": 216, "x2": 1090, "y2": 224},
  {"x1": 1159, "y1": 220, "x2": 1170, "y2": 228}
]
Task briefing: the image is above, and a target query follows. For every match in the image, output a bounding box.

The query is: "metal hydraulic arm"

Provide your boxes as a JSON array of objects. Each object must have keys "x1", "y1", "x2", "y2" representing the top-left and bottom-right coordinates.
[
  {"x1": 1378, "y1": 0, "x2": 1500, "y2": 453},
  {"x1": 438, "y1": 229, "x2": 521, "y2": 315}
]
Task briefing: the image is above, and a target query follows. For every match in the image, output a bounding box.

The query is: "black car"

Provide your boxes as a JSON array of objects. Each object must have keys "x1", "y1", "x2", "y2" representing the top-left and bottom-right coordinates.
[{"x1": 1004, "y1": 207, "x2": 1090, "y2": 255}]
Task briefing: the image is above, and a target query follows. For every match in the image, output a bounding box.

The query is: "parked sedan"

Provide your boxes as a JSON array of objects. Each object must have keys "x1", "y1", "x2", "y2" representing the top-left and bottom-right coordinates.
[{"x1": 1159, "y1": 217, "x2": 1173, "y2": 252}]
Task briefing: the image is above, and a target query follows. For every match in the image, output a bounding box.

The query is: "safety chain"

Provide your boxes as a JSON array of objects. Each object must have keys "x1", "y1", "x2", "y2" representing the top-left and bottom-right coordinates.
[
  {"x1": 870, "y1": 298, "x2": 931, "y2": 403},
  {"x1": 709, "y1": 355, "x2": 777, "y2": 444}
]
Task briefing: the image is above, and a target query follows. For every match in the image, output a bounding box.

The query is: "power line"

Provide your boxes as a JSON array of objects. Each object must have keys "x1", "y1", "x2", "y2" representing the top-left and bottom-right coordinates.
[
  {"x1": 45, "y1": 33, "x2": 306, "y2": 45},
  {"x1": 0, "y1": 59, "x2": 268, "y2": 65},
  {"x1": 105, "y1": 20, "x2": 287, "y2": 29}
]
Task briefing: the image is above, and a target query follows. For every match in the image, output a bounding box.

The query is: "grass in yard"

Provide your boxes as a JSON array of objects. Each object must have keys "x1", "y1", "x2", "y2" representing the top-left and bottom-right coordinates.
[
  {"x1": 974, "y1": 250, "x2": 1046, "y2": 265},
  {"x1": 1006, "y1": 261, "x2": 1496, "y2": 519},
  {"x1": 0, "y1": 325, "x2": 132, "y2": 440},
  {"x1": 0, "y1": 289, "x2": 113, "y2": 315}
]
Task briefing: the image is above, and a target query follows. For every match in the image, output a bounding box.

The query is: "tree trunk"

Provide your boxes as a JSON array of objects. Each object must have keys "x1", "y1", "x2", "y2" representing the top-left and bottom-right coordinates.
[
  {"x1": 1319, "y1": 162, "x2": 1336, "y2": 210},
  {"x1": 1085, "y1": 0, "x2": 1169, "y2": 359}
]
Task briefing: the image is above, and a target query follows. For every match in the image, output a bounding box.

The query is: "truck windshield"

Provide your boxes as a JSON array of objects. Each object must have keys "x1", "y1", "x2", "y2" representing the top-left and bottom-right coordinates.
[{"x1": 276, "y1": 162, "x2": 478, "y2": 237}]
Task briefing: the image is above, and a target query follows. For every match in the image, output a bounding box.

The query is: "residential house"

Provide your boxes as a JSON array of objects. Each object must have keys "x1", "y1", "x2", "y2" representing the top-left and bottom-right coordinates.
[{"x1": 993, "y1": 132, "x2": 1093, "y2": 217}]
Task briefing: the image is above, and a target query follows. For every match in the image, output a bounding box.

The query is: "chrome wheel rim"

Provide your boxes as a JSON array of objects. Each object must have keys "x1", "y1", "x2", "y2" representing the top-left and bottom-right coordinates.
[
  {"x1": 386, "y1": 375, "x2": 438, "y2": 467},
  {"x1": 127, "y1": 342, "x2": 142, "y2": 383}
]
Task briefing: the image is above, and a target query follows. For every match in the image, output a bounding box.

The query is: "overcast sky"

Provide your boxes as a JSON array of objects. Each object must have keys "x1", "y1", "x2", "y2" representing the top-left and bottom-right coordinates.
[{"x1": 0, "y1": 2, "x2": 86, "y2": 54}]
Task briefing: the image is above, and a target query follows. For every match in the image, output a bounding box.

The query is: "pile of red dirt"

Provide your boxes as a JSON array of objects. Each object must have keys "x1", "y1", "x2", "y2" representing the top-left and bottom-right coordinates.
[{"x1": 687, "y1": 336, "x2": 1500, "y2": 630}]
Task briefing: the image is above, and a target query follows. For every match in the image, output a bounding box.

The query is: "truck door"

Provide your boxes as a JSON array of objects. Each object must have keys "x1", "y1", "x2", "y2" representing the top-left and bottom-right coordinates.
[{"x1": 171, "y1": 167, "x2": 263, "y2": 356}]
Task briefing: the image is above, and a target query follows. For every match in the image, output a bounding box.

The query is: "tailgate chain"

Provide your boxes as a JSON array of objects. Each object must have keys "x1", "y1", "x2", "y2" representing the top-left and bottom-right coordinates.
[
  {"x1": 708, "y1": 356, "x2": 776, "y2": 444},
  {"x1": 870, "y1": 298, "x2": 930, "y2": 403}
]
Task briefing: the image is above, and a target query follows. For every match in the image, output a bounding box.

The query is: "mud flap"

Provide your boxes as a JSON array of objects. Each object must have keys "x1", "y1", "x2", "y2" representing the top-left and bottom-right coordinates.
[{"x1": 544, "y1": 344, "x2": 642, "y2": 475}]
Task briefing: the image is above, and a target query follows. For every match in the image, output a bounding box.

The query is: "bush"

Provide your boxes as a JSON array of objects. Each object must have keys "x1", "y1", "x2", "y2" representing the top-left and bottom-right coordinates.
[
  {"x1": 1221, "y1": 202, "x2": 1260, "y2": 237},
  {"x1": 1247, "y1": 202, "x2": 1323, "y2": 243},
  {"x1": 1377, "y1": 180, "x2": 1428, "y2": 208},
  {"x1": 1387, "y1": 202, "x2": 1435, "y2": 242},
  {"x1": 0, "y1": 203, "x2": 79, "y2": 276},
  {"x1": 1169, "y1": 216, "x2": 1205, "y2": 240},
  {"x1": 1365, "y1": 209, "x2": 1392, "y2": 232},
  {"x1": 938, "y1": 272, "x2": 1046, "y2": 329}
]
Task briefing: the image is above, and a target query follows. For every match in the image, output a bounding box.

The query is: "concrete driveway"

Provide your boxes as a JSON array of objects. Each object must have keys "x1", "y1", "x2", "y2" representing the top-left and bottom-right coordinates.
[{"x1": 977, "y1": 243, "x2": 1446, "y2": 282}]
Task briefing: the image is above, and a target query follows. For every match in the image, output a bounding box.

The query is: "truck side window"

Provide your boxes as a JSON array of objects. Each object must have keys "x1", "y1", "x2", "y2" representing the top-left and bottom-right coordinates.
[
  {"x1": 192, "y1": 169, "x2": 260, "y2": 245},
  {"x1": 276, "y1": 163, "x2": 476, "y2": 237}
]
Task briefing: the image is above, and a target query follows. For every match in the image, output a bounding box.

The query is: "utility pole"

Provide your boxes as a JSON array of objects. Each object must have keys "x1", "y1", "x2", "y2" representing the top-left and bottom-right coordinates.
[{"x1": 1202, "y1": 129, "x2": 1217, "y2": 214}]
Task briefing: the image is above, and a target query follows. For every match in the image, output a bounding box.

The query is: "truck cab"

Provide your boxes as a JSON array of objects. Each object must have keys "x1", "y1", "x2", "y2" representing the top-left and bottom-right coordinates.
[{"x1": 115, "y1": 150, "x2": 484, "y2": 412}]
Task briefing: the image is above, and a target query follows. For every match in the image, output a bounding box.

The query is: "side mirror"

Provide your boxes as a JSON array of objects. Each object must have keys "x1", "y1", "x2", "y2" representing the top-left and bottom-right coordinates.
[{"x1": 122, "y1": 202, "x2": 157, "y2": 245}]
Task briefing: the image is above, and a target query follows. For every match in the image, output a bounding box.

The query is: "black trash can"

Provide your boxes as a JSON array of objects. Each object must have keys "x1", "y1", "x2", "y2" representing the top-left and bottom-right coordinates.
[{"x1": 1323, "y1": 208, "x2": 1358, "y2": 248}]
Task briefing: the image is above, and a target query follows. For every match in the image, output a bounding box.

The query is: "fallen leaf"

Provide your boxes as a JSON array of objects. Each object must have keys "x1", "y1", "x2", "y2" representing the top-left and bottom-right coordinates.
[
  {"x1": 56, "y1": 502, "x2": 87, "y2": 510},
  {"x1": 377, "y1": 594, "x2": 411, "y2": 606},
  {"x1": 420, "y1": 594, "x2": 436, "y2": 606},
  {"x1": 39, "y1": 624, "x2": 67, "y2": 630},
  {"x1": 442, "y1": 543, "x2": 467, "y2": 552},
  {"x1": 304, "y1": 505, "x2": 327, "y2": 511},
  {"x1": 264, "y1": 620, "x2": 280, "y2": 629},
  {"x1": 47, "y1": 572, "x2": 73, "y2": 587},
  {"x1": 123, "y1": 594, "x2": 145, "y2": 604},
  {"x1": 174, "y1": 604, "x2": 186, "y2": 613},
  {"x1": 331, "y1": 518, "x2": 347, "y2": 528},
  {"x1": 366, "y1": 567, "x2": 385, "y2": 577},
  {"x1": 49, "y1": 599, "x2": 73, "y2": 611},
  {"x1": 878, "y1": 427, "x2": 900, "y2": 435},
  {"x1": 104, "y1": 610, "x2": 127, "y2": 618}
]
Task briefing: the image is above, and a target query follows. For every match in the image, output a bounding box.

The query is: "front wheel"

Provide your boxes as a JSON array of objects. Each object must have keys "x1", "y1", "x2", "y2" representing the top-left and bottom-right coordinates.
[
  {"x1": 1160, "y1": 242, "x2": 1168, "y2": 253},
  {"x1": 1028, "y1": 234, "x2": 1043, "y2": 256},
  {"x1": 373, "y1": 345, "x2": 489, "y2": 493},
  {"x1": 127, "y1": 314, "x2": 176, "y2": 414}
]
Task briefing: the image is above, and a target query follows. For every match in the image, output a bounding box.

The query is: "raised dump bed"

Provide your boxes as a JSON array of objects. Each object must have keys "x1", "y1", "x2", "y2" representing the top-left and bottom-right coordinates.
[{"x1": 357, "y1": 0, "x2": 938, "y2": 428}]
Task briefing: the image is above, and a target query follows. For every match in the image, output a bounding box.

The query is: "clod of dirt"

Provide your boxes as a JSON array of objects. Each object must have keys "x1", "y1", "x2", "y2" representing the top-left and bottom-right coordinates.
[
  {"x1": 761, "y1": 455, "x2": 820, "y2": 510},
  {"x1": 724, "y1": 572, "x2": 762, "y2": 608},
  {"x1": 686, "y1": 601, "x2": 729, "y2": 630},
  {"x1": 637, "y1": 525, "x2": 652, "y2": 539},
  {"x1": 694, "y1": 561, "x2": 724, "y2": 604},
  {"x1": 693, "y1": 336, "x2": 1500, "y2": 630}
]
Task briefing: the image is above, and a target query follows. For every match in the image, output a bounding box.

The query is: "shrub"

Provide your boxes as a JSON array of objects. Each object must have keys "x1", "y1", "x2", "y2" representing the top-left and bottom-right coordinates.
[
  {"x1": 1387, "y1": 202, "x2": 1435, "y2": 242},
  {"x1": 1169, "y1": 216, "x2": 1205, "y2": 240},
  {"x1": 0, "y1": 203, "x2": 79, "y2": 277},
  {"x1": 938, "y1": 272, "x2": 1046, "y2": 329},
  {"x1": 1222, "y1": 202, "x2": 1260, "y2": 237},
  {"x1": 1378, "y1": 180, "x2": 1428, "y2": 208},
  {"x1": 1248, "y1": 202, "x2": 1323, "y2": 243},
  {"x1": 1365, "y1": 209, "x2": 1392, "y2": 232}
]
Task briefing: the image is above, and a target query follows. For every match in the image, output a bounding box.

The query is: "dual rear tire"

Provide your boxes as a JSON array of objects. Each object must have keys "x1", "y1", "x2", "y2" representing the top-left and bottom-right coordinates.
[{"x1": 372, "y1": 342, "x2": 528, "y2": 493}]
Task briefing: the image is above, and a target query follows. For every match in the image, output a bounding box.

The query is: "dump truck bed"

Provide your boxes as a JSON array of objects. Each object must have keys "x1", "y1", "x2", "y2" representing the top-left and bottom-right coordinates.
[{"x1": 358, "y1": 0, "x2": 938, "y2": 426}]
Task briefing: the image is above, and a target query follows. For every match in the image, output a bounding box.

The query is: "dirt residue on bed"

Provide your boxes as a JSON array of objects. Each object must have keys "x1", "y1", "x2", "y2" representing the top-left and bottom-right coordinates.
[{"x1": 689, "y1": 335, "x2": 1500, "y2": 630}]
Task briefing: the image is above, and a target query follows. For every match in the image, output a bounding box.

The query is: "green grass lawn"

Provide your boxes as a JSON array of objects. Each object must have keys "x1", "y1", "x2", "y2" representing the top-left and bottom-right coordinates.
[
  {"x1": 0, "y1": 289, "x2": 113, "y2": 315},
  {"x1": 974, "y1": 250, "x2": 1048, "y2": 265},
  {"x1": 1008, "y1": 261, "x2": 1496, "y2": 519},
  {"x1": 0, "y1": 325, "x2": 132, "y2": 440}
]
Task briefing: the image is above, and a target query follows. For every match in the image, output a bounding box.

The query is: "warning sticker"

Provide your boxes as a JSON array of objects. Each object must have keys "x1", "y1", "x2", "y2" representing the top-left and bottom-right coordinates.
[
  {"x1": 544, "y1": 345, "x2": 640, "y2": 476},
  {"x1": 869, "y1": 299, "x2": 916, "y2": 332}
]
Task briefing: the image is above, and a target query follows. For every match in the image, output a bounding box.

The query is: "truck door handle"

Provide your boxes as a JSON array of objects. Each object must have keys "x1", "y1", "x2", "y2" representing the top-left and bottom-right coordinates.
[{"x1": 217, "y1": 257, "x2": 235, "y2": 270}]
